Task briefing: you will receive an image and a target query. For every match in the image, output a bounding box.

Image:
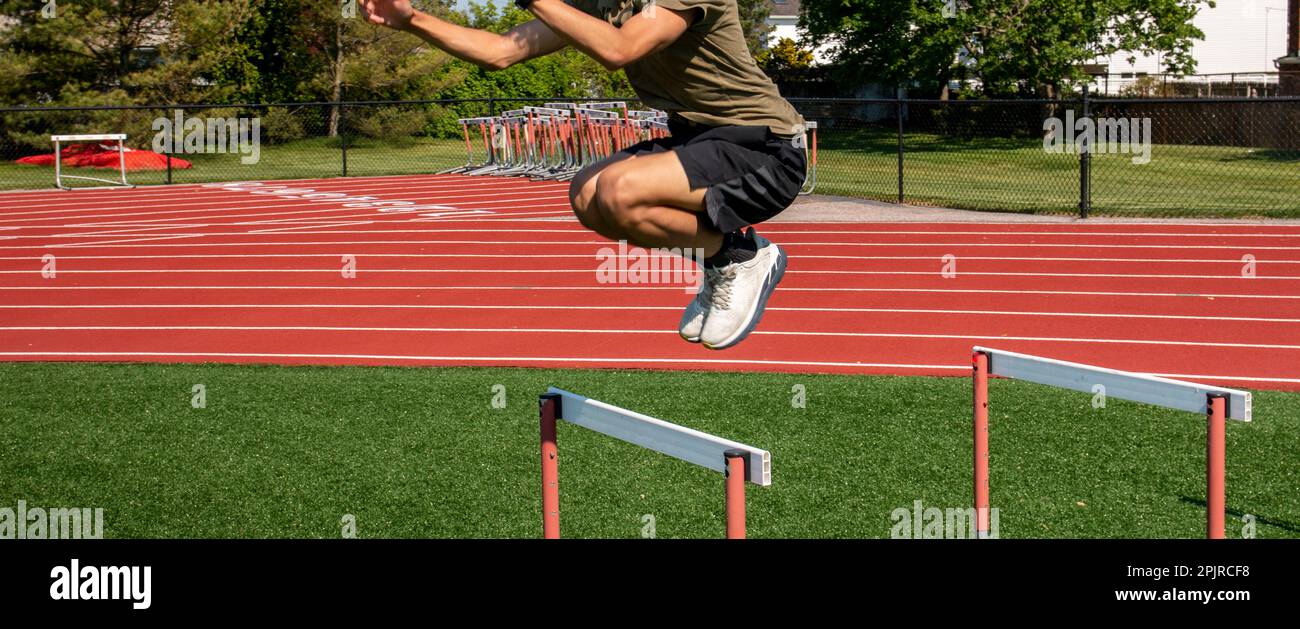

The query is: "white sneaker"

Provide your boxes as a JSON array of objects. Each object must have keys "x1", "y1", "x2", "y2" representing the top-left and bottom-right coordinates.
[
  {"x1": 699, "y1": 233, "x2": 787, "y2": 350},
  {"x1": 678, "y1": 281, "x2": 710, "y2": 343}
]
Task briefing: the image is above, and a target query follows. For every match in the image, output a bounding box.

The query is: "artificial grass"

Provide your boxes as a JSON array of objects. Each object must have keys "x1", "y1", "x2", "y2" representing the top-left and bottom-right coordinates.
[{"x1": 1, "y1": 362, "x2": 1296, "y2": 539}]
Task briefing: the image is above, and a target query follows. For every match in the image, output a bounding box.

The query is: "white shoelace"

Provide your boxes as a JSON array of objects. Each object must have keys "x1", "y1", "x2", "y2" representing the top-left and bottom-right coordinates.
[{"x1": 704, "y1": 266, "x2": 736, "y2": 310}]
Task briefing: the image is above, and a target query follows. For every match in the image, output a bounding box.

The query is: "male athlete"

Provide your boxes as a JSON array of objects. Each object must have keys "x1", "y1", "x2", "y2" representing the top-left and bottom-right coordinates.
[{"x1": 362, "y1": 0, "x2": 807, "y2": 349}]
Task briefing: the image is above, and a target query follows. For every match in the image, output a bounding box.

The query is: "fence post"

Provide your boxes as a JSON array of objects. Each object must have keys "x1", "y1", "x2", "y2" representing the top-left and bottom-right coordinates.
[
  {"x1": 339, "y1": 103, "x2": 349, "y2": 178},
  {"x1": 896, "y1": 89, "x2": 905, "y2": 204},
  {"x1": 1079, "y1": 84, "x2": 1092, "y2": 219},
  {"x1": 161, "y1": 108, "x2": 173, "y2": 185}
]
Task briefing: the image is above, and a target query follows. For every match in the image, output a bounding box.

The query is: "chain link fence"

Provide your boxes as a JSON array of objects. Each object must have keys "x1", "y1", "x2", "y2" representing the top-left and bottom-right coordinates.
[
  {"x1": 788, "y1": 95, "x2": 1300, "y2": 218},
  {"x1": 3, "y1": 96, "x2": 1297, "y2": 218}
]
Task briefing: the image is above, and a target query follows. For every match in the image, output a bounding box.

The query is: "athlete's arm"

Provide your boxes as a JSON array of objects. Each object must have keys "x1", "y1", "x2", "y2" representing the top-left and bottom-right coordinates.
[
  {"x1": 525, "y1": 0, "x2": 694, "y2": 71},
  {"x1": 360, "y1": 0, "x2": 566, "y2": 70}
]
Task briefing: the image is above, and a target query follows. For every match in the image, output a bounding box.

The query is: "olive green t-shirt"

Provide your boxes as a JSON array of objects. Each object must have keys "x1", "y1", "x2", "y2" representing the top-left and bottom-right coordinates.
[{"x1": 564, "y1": 0, "x2": 805, "y2": 138}]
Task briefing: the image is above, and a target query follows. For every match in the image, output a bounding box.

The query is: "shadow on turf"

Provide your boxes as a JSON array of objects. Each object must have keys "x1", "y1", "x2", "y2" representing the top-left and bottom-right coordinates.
[{"x1": 1179, "y1": 497, "x2": 1300, "y2": 535}]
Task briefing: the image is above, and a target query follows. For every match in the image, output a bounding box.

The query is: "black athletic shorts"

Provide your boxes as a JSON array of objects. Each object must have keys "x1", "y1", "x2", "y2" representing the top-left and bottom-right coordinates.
[{"x1": 614, "y1": 116, "x2": 808, "y2": 234}]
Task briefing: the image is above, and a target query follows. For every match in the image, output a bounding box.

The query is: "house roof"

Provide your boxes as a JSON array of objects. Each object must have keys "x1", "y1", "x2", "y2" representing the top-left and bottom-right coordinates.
[{"x1": 767, "y1": 0, "x2": 800, "y2": 18}]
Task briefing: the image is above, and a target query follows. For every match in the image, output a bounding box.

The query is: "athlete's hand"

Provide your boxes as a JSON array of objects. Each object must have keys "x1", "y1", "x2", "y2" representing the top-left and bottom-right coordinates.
[{"x1": 360, "y1": 0, "x2": 416, "y2": 30}]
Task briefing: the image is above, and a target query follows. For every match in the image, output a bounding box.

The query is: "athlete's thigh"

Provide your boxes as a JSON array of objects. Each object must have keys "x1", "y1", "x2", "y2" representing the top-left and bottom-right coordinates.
[
  {"x1": 596, "y1": 150, "x2": 707, "y2": 212},
  {"x1": 569, "y1": 137, "x2": 673, "y2": 210}
]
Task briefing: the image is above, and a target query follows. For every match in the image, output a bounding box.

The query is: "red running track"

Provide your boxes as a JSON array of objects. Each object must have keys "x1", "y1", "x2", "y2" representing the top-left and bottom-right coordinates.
[{"x1": 1, "y1": 174, "x2": 1298, "y2": 390}]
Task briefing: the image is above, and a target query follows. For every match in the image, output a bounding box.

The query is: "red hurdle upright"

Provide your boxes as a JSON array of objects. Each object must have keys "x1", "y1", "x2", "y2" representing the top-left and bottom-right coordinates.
[
  {"x1": 1207, "y1": 394, "x2": 1226, "y2": 539},
  {"x1": 539, "y1": 393, "x2": 561, "y2": 539},
  {"x1": 973, "y1": 351, "x2": 991, "y2": 538},
  {"x1": 538, "y1": 389, "x2": 771, "y2": 539},
  {"x1": 724, "y1": 450, "x2": 747, "y2": 539},
  {"x1": 971, "y1": 347, "x2": 1250, "y2": 540}
]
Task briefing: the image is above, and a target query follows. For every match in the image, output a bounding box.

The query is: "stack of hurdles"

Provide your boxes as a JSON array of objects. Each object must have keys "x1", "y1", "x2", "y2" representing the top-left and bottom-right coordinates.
[{"x1": 442, "y1": 101, "x2": 669, "y2": 182}]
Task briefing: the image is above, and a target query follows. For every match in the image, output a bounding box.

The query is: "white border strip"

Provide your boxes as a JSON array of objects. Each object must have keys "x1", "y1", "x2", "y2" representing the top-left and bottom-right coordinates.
[
  {"x1": 975, "y1": 346, "x2": 1252, "y2": 421},
  {"x1": 545, "y1": 387, "x2": 772, "y2": 486}
]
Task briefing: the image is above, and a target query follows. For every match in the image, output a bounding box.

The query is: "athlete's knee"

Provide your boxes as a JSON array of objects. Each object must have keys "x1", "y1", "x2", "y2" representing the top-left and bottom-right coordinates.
[
  {"x1": 569, "y1": 175, "x2": 602, "y2": 232},
  {"x1": 593, "y1": 168, "x2": 646, "y2": 231}
]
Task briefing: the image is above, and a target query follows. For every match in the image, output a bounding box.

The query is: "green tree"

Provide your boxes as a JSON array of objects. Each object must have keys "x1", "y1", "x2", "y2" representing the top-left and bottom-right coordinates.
[
  {"x1": 756, "y1": 37, "x2": 814, "y2": 72},
  {"x1": 294, "y1": 0, "x2": 460, "y2": 135},
  {"x1": 736, "y1": 0, "x2": 773, "y2": 59},
  {"x1": 213, "y1": 0, "x2": 325, "y2": 103},
  {"x1": 799, "y1": 0, "x2": 1211, "y2": 97},
  {"x1": 0, "y1": 0, "x2": 256, "y2": 105},
  {"x1": 428, "y1": 2, "x2": 633, "y2": 135},
  {"x1": 0, "y1": 0, "x2": 259, "y2": 153}
]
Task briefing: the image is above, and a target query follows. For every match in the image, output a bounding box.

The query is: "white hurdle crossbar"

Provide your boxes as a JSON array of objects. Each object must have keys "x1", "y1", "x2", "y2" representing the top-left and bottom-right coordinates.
[
  {"x1": 51, "y1": 134, "x2": 134, "y2": 190},
  {"x1": 539, "y1": 387, "x2": 771, "y2": 539},
  {"x1": 972, "y1": 346, "x2": 1252, "y2": 539}
]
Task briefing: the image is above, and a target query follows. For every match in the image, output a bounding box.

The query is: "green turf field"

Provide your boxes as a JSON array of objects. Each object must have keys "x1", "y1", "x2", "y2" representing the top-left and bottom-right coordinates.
[
  {"x1": 1, "y1": 362, "x2": 1295, "y2": 539},
  {"x1": 2, "y1": 133, "x2": 1296, "y2": 217}
]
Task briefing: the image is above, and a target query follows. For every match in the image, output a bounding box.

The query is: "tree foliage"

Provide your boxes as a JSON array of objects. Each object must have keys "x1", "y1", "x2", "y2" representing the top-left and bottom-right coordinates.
[
  {"x1": 799, "y1": 0, "x2": 1213, "y2": 96},
  {"x1": 757, "y1": 37, "x2": 814, "y2": 72},
  {"x1": 0, "y1": 0, "x2": 256, "y2": 106},
  {"x1": 736, "y1": 0, "x2": 773, "y2": 59}
]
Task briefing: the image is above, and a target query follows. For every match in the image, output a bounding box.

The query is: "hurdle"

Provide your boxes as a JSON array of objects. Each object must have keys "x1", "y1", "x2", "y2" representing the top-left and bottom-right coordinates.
[
  {"x1": 799, "y1": 121, "x2": 818, "y2": 195},
  {"x1": 539, "y1": 388, "x2": 771, "y2": 539},
  {"x1": 972, "y1": 347, "x2": 1252, "y2": 540},
  {"x1": 51, "y1": 134, "x2": 135, "y2": 190}
]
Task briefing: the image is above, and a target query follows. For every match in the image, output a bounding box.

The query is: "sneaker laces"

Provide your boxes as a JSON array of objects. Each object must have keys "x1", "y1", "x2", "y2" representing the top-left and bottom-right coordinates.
[{"x1": 704, "y1": 265, "x2": 736, "y2": 310}]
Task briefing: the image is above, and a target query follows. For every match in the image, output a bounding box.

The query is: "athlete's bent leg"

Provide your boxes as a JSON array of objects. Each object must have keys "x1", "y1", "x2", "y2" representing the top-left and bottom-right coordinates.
[
  {"x1": 588, "y1": 151, "x2": 722, "y2": 256},
  {"x1": 568, "y1": 152, "x2": 634, "y2": 241}
]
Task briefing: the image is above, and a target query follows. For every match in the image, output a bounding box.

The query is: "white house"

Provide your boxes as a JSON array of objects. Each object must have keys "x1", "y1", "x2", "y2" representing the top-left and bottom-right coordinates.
[
  {"x1": 765, "y1": 0, "x2": 836, "y2": 64},
  {"x1": 763, "y1": 0, "x2": 1290, "y2": 93},
  {"x1": 1092, "y1": 0, "x2": 1290, "y2": 93}
]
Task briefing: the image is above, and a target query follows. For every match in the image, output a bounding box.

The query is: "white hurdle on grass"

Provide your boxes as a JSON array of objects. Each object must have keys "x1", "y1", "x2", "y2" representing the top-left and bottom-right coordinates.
[
  {"x1": 972, "y1": 346, "x2": 1252, "y2": 539},
  {"x1": 539, "y1": 387, "x2": 771, "y2": 539}
]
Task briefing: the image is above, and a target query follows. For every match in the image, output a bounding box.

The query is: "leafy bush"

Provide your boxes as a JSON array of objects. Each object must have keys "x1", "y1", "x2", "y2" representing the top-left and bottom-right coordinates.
[
  {"x1": 349, "y1": 107, "x2": 431, "y2": 144},
  {"x1": 260, "y1": 107, "x2": 307, "y2": 144}
]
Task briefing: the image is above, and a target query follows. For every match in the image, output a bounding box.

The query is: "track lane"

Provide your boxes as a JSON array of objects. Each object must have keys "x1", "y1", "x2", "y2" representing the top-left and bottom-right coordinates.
[{"x1": 2, "y1": 175, "x2": 1297, "y2": 390}]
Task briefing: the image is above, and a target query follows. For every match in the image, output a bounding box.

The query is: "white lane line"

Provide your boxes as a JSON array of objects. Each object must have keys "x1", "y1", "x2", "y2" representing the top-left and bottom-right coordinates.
[
  {"x1": 0, "y1": 285, "x2": 1295, "y2": 300},
  {"x1": 7, "y1": 326, "x2": 1298, "y2": 350},
  {"x1": 246, "y1": 221, "x2": 377, "y2": 234},
  {"x1": 3, "y1": 268, "x2": 1297, "y2": 280},
  {"x1": 0, "y1": 174, "x2": 547, "y2": 204},
  {"x1": 2, "y1": 304, "x2": 1295, "y2": 323},
  {"x1": 39, "y1": 225, "x2": 210, "y2": 237},
  {"x1": 0, "y1": 180, "x2": 569, "y2": 216},
  {"x1": 7, "y1": 224, "x2": 1299, "y2": 242},
  {"x1": 0, "y1": 192, "x2": 565, "y2": 227},
  {"x1": 0, "y1": 350, "x2": 1294, "y2": 384},
  {"x1": 43, "y1": 234, "x2": 215, "y2": 248},
  {"x1": 2, "y1": 253, "x2": 1296, "y2": 264},
  {"x1": 744, "y1": 230, "x2": 1300, "y2": 238},
  {"x1": 413, "y1": 210, "x2": 574, "y2": 221},
  {"x1": 6, "y1": 195, "x2": 568, "y2": 229},
  {"x1": 0, "y1": 350, "x2": 968, "y2": 371},
  {"x1": 3, "y1": 240, "x2": 1298, "y2": 251}
]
